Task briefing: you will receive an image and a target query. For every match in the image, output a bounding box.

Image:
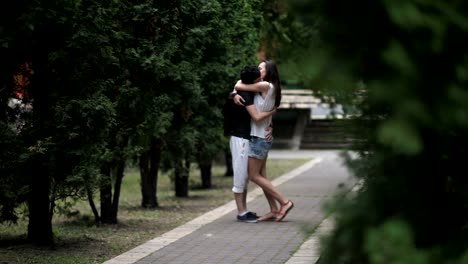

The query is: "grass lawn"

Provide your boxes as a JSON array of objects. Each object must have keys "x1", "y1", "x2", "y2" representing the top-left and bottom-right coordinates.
[{"x1": 0, "y1": 158, "x2": 310, "y2": 264}]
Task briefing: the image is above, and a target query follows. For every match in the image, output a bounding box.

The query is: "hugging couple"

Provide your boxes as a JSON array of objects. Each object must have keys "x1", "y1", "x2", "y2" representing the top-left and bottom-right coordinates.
[{"x1": 224, "y1": 60, "x2": 294, "y2": 223}]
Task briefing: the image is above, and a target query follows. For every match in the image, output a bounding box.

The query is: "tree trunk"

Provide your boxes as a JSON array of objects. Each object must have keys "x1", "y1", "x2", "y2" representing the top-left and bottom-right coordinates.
[
  {"x1": 224, "y1": 150, "x2": 233, "y2": 177},
  {"x1": 139, "y1": 140, "x2": 161, "y2": 208},
  {"x1": 99, "y1": 159, "x2": 126, "y2": 224},
  {"x1": 110, "y1": 160, "x2": 125, "y2": 221},
  {"x1": 199, "y1": 160, "x2": 212, "y2": 189},
  {"x1": 175, "y1": 160, "x2": 189, "y2": 197},
  {"x1": 27, "y1": 166, "x2": 54, "y2": 246},
  {"x1": 100, "y1": 164, "x2": 115, "y2": 224},
  {"x1": 87, "y1": 188, "x2": 100, "y2": 224}
]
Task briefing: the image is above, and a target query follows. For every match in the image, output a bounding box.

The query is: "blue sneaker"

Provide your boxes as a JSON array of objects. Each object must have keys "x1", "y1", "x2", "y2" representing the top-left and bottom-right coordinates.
[{"x1": 237, "y1": 211, "x2": 258, "y2": 223}]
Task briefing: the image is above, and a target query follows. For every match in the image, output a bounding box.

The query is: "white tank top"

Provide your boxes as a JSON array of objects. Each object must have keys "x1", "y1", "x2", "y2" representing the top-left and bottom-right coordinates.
[{"x1": 250, "y1": 83, "x2": 275, "y2": 138}]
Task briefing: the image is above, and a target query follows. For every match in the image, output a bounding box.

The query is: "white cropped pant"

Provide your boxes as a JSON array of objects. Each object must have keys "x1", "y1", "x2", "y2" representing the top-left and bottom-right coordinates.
[{"x1": 230, "y1": 136, "x2": 250, "y2": 193}]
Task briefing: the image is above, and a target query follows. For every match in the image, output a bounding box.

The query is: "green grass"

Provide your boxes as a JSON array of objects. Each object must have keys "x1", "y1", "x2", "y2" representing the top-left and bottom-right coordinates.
[{"x1": 0, "y1": 158, "x2": 310, "y2": 264}]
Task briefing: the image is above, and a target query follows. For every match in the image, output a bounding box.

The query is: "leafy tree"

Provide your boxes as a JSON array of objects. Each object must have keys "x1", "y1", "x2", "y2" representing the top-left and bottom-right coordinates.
[
  {"x1": 286, "y1": 0, "x2": 468, "y2": 263},
  {"x1": 0, "y1": 0, "x2": 120, "y2": 244},
  {"x1": 98, "y1": 0, "x2": 178, "y2": 214},
  {"x1": 259, "y1": 0, "x2": 320, "y2": 81},
  {"x1": 152, "y1": 0, "x2": 207, "y2": 198},
  {"x1": 157, "y1": 0, "x2": 262, "y2": 197},
  {"x1": 0, "y1": 0, "x2": 266, "y2": 245},
  {"x1": 103, "y1": 0, "x2": 181, "y2": 209},
  {"x1": 72, "y1": 0, "x2": 137, "y2": 225},
  {"x1": 192, "y1": 0, "x2": 262, "y2": 188},
  {"x1": 0, "y1": 1, "x2": 32, "y2": 225}
]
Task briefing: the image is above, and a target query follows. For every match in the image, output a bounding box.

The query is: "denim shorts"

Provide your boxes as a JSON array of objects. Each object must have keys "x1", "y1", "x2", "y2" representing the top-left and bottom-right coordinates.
[{"x1": 248, "y1": 136, "x2": 273, "y2": 160}]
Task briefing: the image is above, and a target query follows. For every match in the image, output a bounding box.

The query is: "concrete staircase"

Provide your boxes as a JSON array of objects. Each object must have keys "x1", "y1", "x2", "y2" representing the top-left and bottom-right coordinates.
[
  {"x1": 299, "y1": 119, "x2": 353, "y2": 149},
  {"x1": 270, "y1": 87, "x2": 354, "y2": 150}
]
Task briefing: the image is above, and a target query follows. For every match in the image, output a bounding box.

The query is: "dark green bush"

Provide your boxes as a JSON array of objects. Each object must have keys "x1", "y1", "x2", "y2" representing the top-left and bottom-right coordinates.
[{"x1": 286, "y1": 0, "x2": 468, "y2": 263}]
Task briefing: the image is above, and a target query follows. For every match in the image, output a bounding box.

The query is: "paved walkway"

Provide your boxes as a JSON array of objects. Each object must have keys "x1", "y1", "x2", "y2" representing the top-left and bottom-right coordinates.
[{"x1": 103, "y1": 150, "x2": 354, "y2": 264}]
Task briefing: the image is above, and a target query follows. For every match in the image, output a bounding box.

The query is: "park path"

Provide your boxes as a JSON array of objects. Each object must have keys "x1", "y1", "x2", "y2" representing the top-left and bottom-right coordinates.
[{"x1": 103, "y1": 150, "x2": 354, "y2": 264}]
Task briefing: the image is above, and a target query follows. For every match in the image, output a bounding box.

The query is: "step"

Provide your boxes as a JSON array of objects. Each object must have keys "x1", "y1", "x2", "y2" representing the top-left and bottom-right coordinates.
[{"x1": 299, "y1": 143, "x2": 351, "y2": 149}]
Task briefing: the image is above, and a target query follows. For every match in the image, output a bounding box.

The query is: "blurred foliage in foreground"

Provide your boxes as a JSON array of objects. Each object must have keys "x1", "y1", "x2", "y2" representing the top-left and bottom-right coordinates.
[{"x1": 284, "y1": 0, "x2": 468, "y2": 263}]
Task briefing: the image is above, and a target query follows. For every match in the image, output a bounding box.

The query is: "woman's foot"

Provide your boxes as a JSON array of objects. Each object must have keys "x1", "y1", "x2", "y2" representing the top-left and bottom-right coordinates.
[
  {"x1": 275, "y1": 200, "x2": 294, "y2": 222},
  {"x1": 257, "y1": 211, "x2": 279, "y2": 222}
]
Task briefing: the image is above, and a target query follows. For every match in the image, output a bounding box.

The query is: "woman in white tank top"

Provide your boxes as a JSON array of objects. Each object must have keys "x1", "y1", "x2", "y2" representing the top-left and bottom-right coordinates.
[{"x1": 233, "y1": 60, "x2": 294, "y2": 222}]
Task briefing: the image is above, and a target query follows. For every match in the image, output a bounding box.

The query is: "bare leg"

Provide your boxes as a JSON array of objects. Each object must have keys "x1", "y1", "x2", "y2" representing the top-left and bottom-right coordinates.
[
  {"x1": 259, "y1": 159, "x2": 278, "y2": 212},
  {"x1": 248, "y1": 157, "x2": 288, "y2": 206},
  {"x1": 256, "y1": 159, "x2": 281, "y2": 221},
  {"x1": 234, "y1": 192, "x2": 247, "y2": 214},
  {"x1": 242, "y1": 190, "x2": 248, "y2": 212}
]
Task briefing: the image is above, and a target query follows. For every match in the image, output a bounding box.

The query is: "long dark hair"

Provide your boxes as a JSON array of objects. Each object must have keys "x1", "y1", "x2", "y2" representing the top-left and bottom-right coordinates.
[{"x1": 262, "y1": 60, "x2": 282, "y2": 107}]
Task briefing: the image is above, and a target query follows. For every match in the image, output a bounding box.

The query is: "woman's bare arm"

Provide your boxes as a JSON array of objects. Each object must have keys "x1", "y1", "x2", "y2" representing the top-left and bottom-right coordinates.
[
  {"x1": 234, "y1": 80, "x2": 270, "y2": 93},
  {"x1": 245, "y1": 105, "x2": 276, "y2": 122}
]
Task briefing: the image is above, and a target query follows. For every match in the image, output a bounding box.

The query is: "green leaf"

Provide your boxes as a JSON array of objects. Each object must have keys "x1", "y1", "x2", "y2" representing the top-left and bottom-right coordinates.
[{"x1": 377, "y1": 119, "x2": 422, "y2": 155}]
